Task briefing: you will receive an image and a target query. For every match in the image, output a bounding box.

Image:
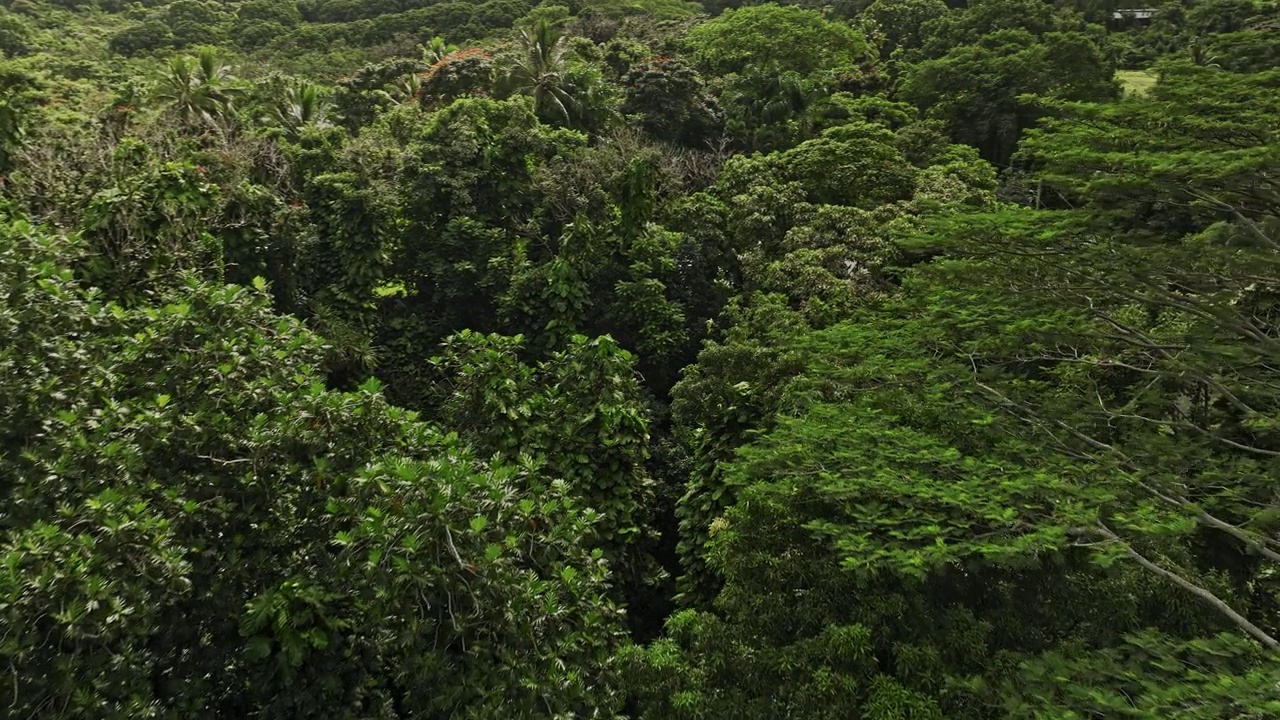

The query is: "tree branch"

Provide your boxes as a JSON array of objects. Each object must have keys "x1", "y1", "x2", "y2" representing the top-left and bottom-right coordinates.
[
  {"x1": 1094, "y1": 522, "x2": 1279, "y2": 651},
  {"x1": 971, "y1": 371, "x2": 1280, "y2": 564}
]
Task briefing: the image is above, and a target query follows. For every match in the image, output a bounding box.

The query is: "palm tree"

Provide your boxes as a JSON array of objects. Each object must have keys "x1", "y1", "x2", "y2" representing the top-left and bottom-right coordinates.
[
  {"x1": 267, "y1": 80, "x2": 331, "y2": 138},
  {"x1": 386, "y1": 72, "x2": 423, "y2": 105},
  {"x1": 1187, "y1": 38, "x2": 1222, "y2": 68},
  {"x1": 499, "y1": 19, "x2": 579, "y2": 125},
  {"x1": 726, "y1": 63, "x2": 824, "y2": 149},
  {"x1": 421, "y1": 35, "x2": 458, "y2": 65},
  {"x1": 154, "y1": 48, "x2": 243, "y2": 130}
]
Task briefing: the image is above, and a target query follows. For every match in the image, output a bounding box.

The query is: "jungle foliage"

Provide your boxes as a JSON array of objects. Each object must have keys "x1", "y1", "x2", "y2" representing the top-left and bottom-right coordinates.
[{"x1": 2, "y1": 0, "x2": 1279, "y2": 716}]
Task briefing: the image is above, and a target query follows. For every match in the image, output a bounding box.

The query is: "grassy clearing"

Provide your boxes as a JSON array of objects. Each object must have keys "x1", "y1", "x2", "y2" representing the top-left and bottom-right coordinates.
[{"x1": 1117, "y1": 69, "x2": 1158, "y2": 97}]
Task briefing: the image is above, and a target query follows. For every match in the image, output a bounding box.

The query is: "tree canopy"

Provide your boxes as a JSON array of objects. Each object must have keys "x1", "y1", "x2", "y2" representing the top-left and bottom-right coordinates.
[{"x1": 2, "y1": 0, "x2": 1278, "y2": 717}]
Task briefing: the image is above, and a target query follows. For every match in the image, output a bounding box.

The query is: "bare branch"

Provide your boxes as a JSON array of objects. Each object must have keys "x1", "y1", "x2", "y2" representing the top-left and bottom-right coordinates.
[{"x1": 1094, "y1": 522, "x2": 1279, "y2": 651}]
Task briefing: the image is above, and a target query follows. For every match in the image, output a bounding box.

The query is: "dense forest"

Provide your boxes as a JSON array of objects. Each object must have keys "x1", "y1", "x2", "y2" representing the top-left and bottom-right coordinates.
[{"x1": 2, "y1": 0, "x2": 1279, "y2": 714}]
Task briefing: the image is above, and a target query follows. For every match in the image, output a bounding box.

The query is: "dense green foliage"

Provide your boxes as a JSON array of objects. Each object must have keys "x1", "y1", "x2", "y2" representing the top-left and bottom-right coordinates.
[{"x1": 3, "y1": 0, "x2": 1278, "y2": 716}]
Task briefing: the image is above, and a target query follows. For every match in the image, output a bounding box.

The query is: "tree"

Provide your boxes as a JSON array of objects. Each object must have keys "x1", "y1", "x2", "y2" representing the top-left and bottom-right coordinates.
[
  {"x1": 670, "y1": 129, "x2": 996, "y2": 607},
  {"x1": 680, "y1": 6, "x2": 878, "y2": 150},
  {"x1": 76, "y1": 149, "x2": 226, "y2": 300},
  {"x1": 0, "y1": 63, "x2": 36, "y2": 178},
  {"x1": 1207, "y1": 30, "x2": 1280, "y2": 72},
  {"x1": 1186, "y1": 0, "x2": 1271, "y2": 35},
  {"x1": 631, "y1": 309, "x2": 1155, "y2": 719},
  {"x1": 718, "y1": 62, "x2": 830, "y2": 151},
  {"x1": 109, "y1": 21, "x2": 177, "y2": 56},
  {"x1": 264, "y1": 79, "x2": 332, "y2": 138},
  {"x1": 420, "y1": 48, "x2": 496, "y2": 107},
  {"x1": 497, "y1": 18, "x2": 596, "y2": 127},
  {"x1": 859, "y1": 0, "x2": 950, "y2": 59},
  {"x1": 1017, "y1": 62, "x2": 1279, "y2": 234},
  {"x1": 631, "y1": 187, "x2": 1280, "y2": 714},
  {"x1": 899, "y1": 30, "x2": 1119, "y2": 165},
  {"x1": 683, "y1": 4, "x2": 872, "y2": 78},
  {"x1": 421, "y1": 34, "x2": 459, "y2": 64},
  {"x1": 152, "y1": 48, "x2": 244, "y2": 130},
  {"x1": 236, "y1": 0, "x2": 302, "y2": 26},
  {"x1": 331, "y1": 58, "x2": 425, "y2": 131},
  {"x1": 621, "y1": 55, "x2": 724, "y2": 148},
  {"x1": 579, "y1": 0, "x2": 702, "y2": 20},
  {"x1": 918, "y1": 0, "x2": 1081, "y2": 57},
  {"x1": 350, "y1": 97, "x2": 585, "y2": 404},
  {"x1": 163, "y1": 0, "x2": 229, "y2": 47},
  {"x1": 668, "y1": 294, "x2": 812, "y2": 605},
  {"x1": 0, "y1": 98, "x2": 16, "y2": 178},
  {"x1": 716, "y1": 121, "x2": 918, "y2": 216},
  {"x1": 428, "y1": 330, "x2": 667, "y2": 633},
  {"x1": 969, "y1": 67, "x2": 1280, "y2": 641},
  {"x1": 0, "y1": 8, "x2": 31, "y2": 57},
  {"x1": 0, "y1": 208, "x2": 628, "y2": 719},
  {"x1": 10, "y1": 2, "x2": 1280, "y2": 716}
]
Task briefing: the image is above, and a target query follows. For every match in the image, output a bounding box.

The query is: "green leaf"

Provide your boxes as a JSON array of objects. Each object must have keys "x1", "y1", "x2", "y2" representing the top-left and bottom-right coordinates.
[{"x1": 245, "y1": 636, "x2": 272, "y2": 662}]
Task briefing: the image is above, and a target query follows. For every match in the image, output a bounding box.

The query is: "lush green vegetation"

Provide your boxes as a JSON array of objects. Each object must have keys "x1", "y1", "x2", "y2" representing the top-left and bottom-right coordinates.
[{"x1": 3, "y1": 0, "x2": 1279, "y2": 716}]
